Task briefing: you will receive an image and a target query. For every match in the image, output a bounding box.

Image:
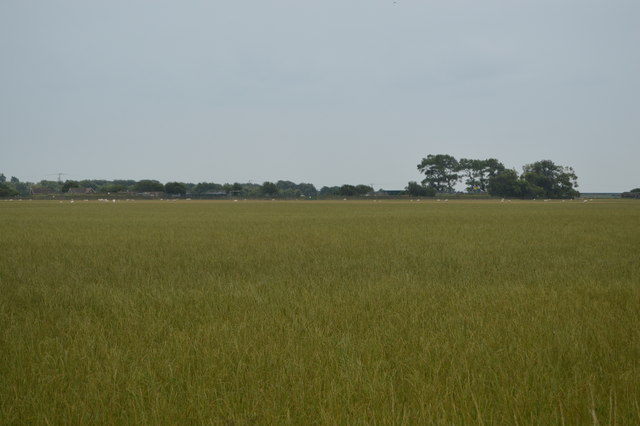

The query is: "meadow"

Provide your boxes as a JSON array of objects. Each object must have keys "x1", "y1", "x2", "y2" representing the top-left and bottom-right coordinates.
[{"x1": 1, "y1": 199, "x2": 639, "y2": 424}]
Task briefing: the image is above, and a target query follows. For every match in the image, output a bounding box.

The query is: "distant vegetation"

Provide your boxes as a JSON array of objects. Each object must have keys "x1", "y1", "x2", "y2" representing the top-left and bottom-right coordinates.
[
  {"x1": 0, "y1": 156, "x2": 584, "y2": 199},
  {"x1": 0, "y1": 174, "x2": 325, "y2": 199},
  {"x1": 410, "y1": 155, "x2": 580, "y2": 199}
]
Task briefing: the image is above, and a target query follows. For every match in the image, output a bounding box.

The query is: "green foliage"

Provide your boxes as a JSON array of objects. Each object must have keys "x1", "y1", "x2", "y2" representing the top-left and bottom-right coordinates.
[
  {"x1": 276, "y1": 181, "x2": 317, "y2": 198},
  {"x1": 133, "y1": 179, "x2": 165, "y2": 192},
  {"x1": 261, "y1": 181, "x2": 278, "y2": 196},
  {"x1": 417, "y1": 154, "x2": 460, "y2": 192},
  {"x1": 0, "y1": 182, "x2": 18, "y2": 196},
  {"x1": 487, "y1": 161, "x2": 579, "y2": 199},
  {"x1": 295, "y1": 182, "x2": 318, "y2": 197},
  {"x1": 318, "y1": 186, "x2": 338, "y2": 196},
  {"x1": 37, "y1": 180, "x2": 62, "y2": 192},
  {"x1": 102, "y1": 184, "x2": 128, "y2": 193},
  {"x1": 193, "y1": 182, "x2": 223, "y2": 194},
  {"x1": 355, "y1": 184, "x2": 373, "y2": 195},
  {"x1": 61, "y1": 180, "x2": 80, "y2": 193},
  {"x1": 405, "y1": 181, "x2": 436, "y2": 197},
  {"x1": 337, "y1": 185, "x2": 357, "y2": 196},
  {"x1": 630, "y1": 188, "x2": 640, "y2": 193},
  {"x1": 164, "y1": 182, "x2": 187, "y2": 195},
  {"x1": 0, "y1": 174, "x2": 24, "y2": 196},
  {"x1": 337, "y1": 184, "x2": 372, "y2": 197},
  {"x1": 416, "y1": 155, "x2": 579, "y2": 198},
  {"x1": 487, "y1": 169, "x2": 543, "y2": 198},
  {"x1": 458, "y1": 158, "x2": 505, "y2": 192},
  {"x1": 522, "y1": 160, "x2": 579, "y2": 199}
]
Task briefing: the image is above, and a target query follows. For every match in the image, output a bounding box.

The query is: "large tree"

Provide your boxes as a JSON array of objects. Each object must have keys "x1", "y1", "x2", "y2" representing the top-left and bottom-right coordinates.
[
  {"x1": 261, "y1": 181, "x2": 278, "y2": 196},
  {"x1": 458, "y1": 158, "x2": 505, "y2": 192},
  {"x1": 417, "y1": 154, "x2": 460, "y2": 193},
  {"x1": 165, "y1": 182, "x2": 187, "y2": 195},
  {"x1": 319, "y1": 186, "x2": 340, "y2": 196},
  {"x1": 487, "y1": 161, "x2": 578, "y2": 199},
  {"x1": 133, "y1": 180, "x2": 165, "y2": 192},
  {"x1": 487, "y1": 169, "x2": 543, "y2": 198},
  {"x1": 61, "y1": 180, "x2": 80, "y2": 193},
  {"x1": 0, "y1": 182, "x2": 18, "y2": 197},
  {"x1": 296, "y1": 183, "x2": 318, "y2": 197},
  {"x1": 521, "y1": 160, "x2": 579, "y2": 199}
]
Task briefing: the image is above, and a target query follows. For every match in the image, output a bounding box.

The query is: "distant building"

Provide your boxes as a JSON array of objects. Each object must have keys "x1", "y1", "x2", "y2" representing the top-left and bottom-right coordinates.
[
  {"x1": 67, "y1": 187, "x2": 95, "y2": 194},
  {"x1": 622, "y1": 192, "x2": 640, "y2": 199},
  {"x1": 374, "y1": 189, "x2": 405, "y2": 196},
  {"x1": 30, "y1": 187, "x2": 54, "y2": 195}
]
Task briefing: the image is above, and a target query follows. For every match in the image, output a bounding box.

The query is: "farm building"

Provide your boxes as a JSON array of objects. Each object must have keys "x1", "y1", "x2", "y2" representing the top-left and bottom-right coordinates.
[
  {"x1": 67, "y1": 187, "x2": 95, "y2": 194},
  {"x1": 621, "y1": 192, "x2": 640, "y2": 199},
  {"x1": 29, "y1": 187, "x2": 54, "y2": 195}
]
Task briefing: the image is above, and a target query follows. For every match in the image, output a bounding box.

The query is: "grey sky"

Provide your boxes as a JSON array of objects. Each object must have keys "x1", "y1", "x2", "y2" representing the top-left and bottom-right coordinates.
[{"x1": 1, "y1": 0, "x2": 638, "y2": 191}]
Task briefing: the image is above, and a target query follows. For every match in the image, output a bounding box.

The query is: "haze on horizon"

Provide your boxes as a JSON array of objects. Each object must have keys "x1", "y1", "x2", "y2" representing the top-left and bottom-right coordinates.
[{"x1": 1, "y1": 0, "x2": 638, "y2": 192}]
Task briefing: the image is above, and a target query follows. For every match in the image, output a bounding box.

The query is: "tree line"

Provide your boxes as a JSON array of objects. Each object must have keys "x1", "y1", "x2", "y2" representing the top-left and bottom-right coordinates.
[
  {"x1": 0, "y1": 155, "x2": 603, "y2": 199},
  {"x1": 0, "y1": 174, "x2": 377, "y2": 199},
  {"x1": 408, "y1": 155, "x2": 580, "y2": 199}
]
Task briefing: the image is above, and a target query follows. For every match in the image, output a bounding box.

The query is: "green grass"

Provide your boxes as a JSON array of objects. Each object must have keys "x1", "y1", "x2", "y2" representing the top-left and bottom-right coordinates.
[{"x1": 1, "y1": 199, "x2": 639, "y2": 424}]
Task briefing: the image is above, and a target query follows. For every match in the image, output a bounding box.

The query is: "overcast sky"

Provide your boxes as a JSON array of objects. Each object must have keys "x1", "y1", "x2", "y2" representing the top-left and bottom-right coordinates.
[{"x1": 1, "y1": 0, "x2": 638, "y2": 191}]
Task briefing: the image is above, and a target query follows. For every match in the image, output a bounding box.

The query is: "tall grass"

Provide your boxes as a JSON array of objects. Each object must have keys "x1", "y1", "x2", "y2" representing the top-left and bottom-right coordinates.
[{"x1": 1, "y1": 200, "x2": 639, "y2": 424}]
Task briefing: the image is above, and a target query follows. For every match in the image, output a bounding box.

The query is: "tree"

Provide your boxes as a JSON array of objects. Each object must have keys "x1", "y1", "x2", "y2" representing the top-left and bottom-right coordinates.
[
  {"x1": 417, "y1": 154, "x2": 460, "y2": 192},
  {"x1": 355, "y1": 184, "x2": 373, "y2": 195},
  {"x1": 335, "y1": 184, "x2": 372, "y2": 196},
  {"x1": 165, "y1": 182, "x2": 187, "y2": 195},
  {"x1": 319, "y1": 186, "x2": 340, "y2": 196},
  {"x1": 296, "y1": 183, "x2": 318, "y2": 197},
  {"x1": 276, "y1": 180, "x2": 301, "y2": 198},
  {"x1": 487, "y1": 169, "x2": 519, "y2": 197},
  {"x1": 521, "y1": 160, "x2": 579, "y2": 199},
  {"x1": 12, "y1": 181, "x2": 30, "y2": 196},
  {"x1": 487, "y1": 169, "x2": 546, "y2": 199},
  {"x1": 338, "y1": 185, "x2": 358, "y2": 196},
  {"x1": 103, "y1": 184, "x2": 127, "y2": 193},
  {"x1": 629, "y1": 188, "x2": 640, "y2": 193},
  {"x1": 193, "y1": 182, "x2": 223, "y2": 194},
  {"x1": 261, "y1": 181, "x2": 278, "y2": 196},
  {"x1": 61, "y1": 180, "x2": 80, "y2": 193},
  {"x1": 37, "y1": 180, "x2": 62, "y2": 192},
  {"x1": 133, "y1": 180, "x2": 165, "y2": 192},
  {"x1": 0, "y1": 173, "x2": 5, "y2": 183},
  {"x1": 405, "y1": 181, "x2": 436, "y2": 197},
  {"x1": 0, "y1": 182, "x2": 18, "y2": 197},
  {"x1": 458, "y1": 158, "x2": 506, "y2": 192}
]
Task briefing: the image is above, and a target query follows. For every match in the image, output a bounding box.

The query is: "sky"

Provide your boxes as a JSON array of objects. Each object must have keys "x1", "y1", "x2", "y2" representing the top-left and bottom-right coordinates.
[{"x1": 1, "y1": 0, "x2": 639, "y2": 192}]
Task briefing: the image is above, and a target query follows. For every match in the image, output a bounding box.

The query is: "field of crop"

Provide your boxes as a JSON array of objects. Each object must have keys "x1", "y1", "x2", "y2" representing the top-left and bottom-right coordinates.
[{"x1": 1, "y1": 199, "x2": 639, "y2": 424}]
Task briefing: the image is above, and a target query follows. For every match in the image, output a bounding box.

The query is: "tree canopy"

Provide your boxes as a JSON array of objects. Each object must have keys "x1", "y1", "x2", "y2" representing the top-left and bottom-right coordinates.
[
  {"x1": 0, "y1": 182, "x2": 18, "y2": 197},
  {"x1": 133, "y1": 180, "x2": 165, "y2": 192},
  {"x1": 261, "y1": 181, "x2": 278, "y2": 196},
  {"x1": 405, "y1": 181, "x2": 436, "y2": 197},
  {"x1": 417, "y1": 154, "x2": 460, "y2": 193},
  {"x1": 488, "y1": 160, "x2": 579, "y2": 198},
  {"x1": 165, "y1": 182, "x2": 187, "y2": 195},
  {"x1": 414, "y1": 155, "x2": 579, "y2": 199}
]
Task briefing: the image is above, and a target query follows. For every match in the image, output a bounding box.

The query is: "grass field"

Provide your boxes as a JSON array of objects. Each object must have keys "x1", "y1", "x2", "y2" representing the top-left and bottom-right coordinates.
[{"x1": 1, "y1": 199, "x2": 639, "y2": 424}]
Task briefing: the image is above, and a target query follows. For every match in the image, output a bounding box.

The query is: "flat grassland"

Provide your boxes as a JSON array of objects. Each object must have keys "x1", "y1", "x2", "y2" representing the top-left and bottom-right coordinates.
[{"x1": 1, "y1": 200, "x2": 639, "y2": 424}]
